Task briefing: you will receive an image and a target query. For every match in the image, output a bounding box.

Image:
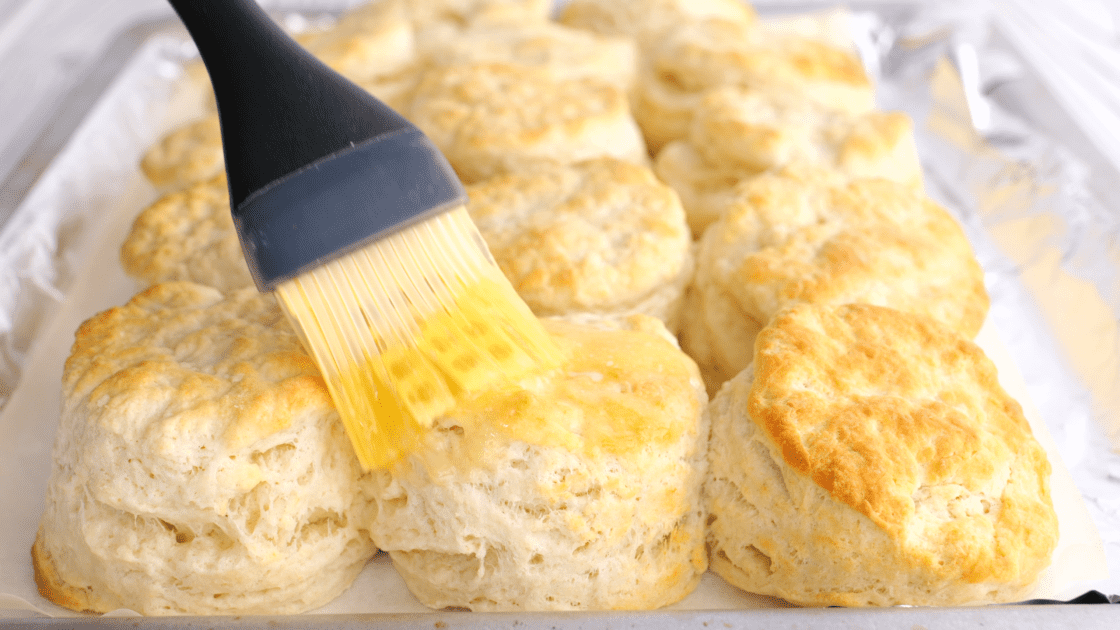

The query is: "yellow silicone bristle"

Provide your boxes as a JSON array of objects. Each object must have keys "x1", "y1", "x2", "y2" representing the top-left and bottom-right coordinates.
[{"x1": 274, "y1": 206, "x2": 563, "y2": 469}]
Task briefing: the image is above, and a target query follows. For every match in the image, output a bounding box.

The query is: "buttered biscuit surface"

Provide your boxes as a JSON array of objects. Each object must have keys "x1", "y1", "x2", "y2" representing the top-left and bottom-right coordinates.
[{"x1": 369, "y1": 314, "x2": 709, "y2": 611}]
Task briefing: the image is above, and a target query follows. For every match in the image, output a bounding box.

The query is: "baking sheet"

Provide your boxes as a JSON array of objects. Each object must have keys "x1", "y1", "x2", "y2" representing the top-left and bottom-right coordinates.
[
  {"x1": 5, "y1": 297, "x2": 1100, "y2": 616},
  {"x1": 0, "y1": 0, "x2": 1115, "y2": 620}
]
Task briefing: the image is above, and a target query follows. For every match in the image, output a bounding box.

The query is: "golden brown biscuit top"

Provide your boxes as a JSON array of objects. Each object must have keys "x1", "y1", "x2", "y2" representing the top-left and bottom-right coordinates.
[
  {"x1": 648, "y1": 18, "x2": 870, "y2": 95},
  {"x1": 408, "y1": 62, "x2": 629, "y2": 156},
  {"x1": 557, "y1": 0, "x2": 756, "y2": 42},
  {"x1": 423, "y1": 21, "x2": 637, "y2": 87},
  {"x1": 434, "y1": 315, "x2": 704, "y2": 462},
  {"x1": 139, "y1": 115, "x2": 223, "y2": 190},
  {"x1": 466, "y1": 158, "x2": 691, "y2": 313},
  {"x1": 750, "y1": 303, "x2": 1058, "y2": 582},
  {"x1": 301, "y1": 0, "x2": 415, "y2": 82},
  {"x1": 692, "y1": 87, "x2": 915, "y2": 174},
  {"x1": 64, "y1": 283, "x2": 328, "y2": 455},
  {"x1": 838, "y1": 111, "x2": 915, "y2": 166},
  {"x1": 701, "y1": 166, "x2": 988, "y2": 338},
  {"x1": 405, "y1": 0, "x2": 552, "y2": 28},
  {"x1": 121, "y1": 173, "x2": 229, "y2": 266},
  {"x1": 119, "y1": 173, "x2": 254, "y2": 292}
]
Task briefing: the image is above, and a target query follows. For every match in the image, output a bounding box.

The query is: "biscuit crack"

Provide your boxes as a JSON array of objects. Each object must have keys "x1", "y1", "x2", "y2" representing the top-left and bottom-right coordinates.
[{"x1": 743, "y1": 545, "x2": 774, "y2": 575}]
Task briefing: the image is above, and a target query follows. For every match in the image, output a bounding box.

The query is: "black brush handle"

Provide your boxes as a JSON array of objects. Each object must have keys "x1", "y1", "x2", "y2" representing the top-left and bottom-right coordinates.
[
  {"x1": 167, "y1": 0, "x2": 411, "y2": 207},
  {"x1": 165, "y1": 0, "x2": 467, "y2": 291}
]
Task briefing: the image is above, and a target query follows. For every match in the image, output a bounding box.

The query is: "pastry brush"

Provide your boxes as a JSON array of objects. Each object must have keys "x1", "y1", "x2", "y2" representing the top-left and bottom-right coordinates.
[{"x1": 167, "y1": 0, "x2": 561, "y2": 469}]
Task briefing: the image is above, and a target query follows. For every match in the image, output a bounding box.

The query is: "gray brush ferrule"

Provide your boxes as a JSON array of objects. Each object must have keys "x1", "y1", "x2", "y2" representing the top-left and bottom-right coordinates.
[{"x1": 233, "y1": 127, "x2": 468, "y2": 291}]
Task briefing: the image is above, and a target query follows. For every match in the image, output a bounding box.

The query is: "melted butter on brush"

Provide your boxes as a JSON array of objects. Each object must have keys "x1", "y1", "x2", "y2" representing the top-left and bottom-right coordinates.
[{"x1": 275, "y1": 207, "x2": 563, "y2": 470}]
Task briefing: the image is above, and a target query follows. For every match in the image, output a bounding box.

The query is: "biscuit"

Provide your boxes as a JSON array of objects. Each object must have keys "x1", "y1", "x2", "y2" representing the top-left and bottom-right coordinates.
[
  {"x1": 756, "y1": 6, "x2": 857, "y2": 52},
  {"x1": 353, "y1": 63, "x2": 423, "y2": 113},
  {"x1": 634, "y1": 18, "x2": 874, "y2": 153},
  {"x1": 422, "y1": 21, "x2": 637, "y2": 93},
  {"x1": 678, "y1": 167, "x2": 989, "y2": 392},
  {"x1": 705, "y1": 303, "x2": 1058, "y2": 606},
  {"x1": 408, "y1": 62, "x2": 647, "y2": 183},
  {"x1": 655, "y1": 87, "x2": 922, "y2": 234},
  {"x1": 304, "y1": 3, "x2": 420, "y2": 113},
  {"x1": 405, "y1": 0, "x2": 552, "y2": 28},
  {"x1": 650, "y1": 141, "x2": 744, "y2": 238},
  {"x1": 466, "y1": 158, "x2": 693, "y2": 329},
  {"x1": 142, "y1": 69, "x2": 414, "y2": 192},
  {"x1": 139, "y1": 114, "x2": 224, "y2": 191},
  {"x1": 405, "y1": 0, "x2": 553, "y2": 53},
  {"x1": 120, "y1": 173, "x2": 255, "y2": 292},
  {"x1": 368, "y1": 314, "x2": 709, "y2": 611},
  {"x1": 301, "y1": 0, "x2": 415, "y2": 85},
  {"x1": 140, "y1": 1, "x2": 417, "y2": 192},
  {"x1": 557, "y1": 0, "x2": 756, "y2": 48},
  {"x1": 33, "y1": 282, "x2": 377, "y2": 615}
]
